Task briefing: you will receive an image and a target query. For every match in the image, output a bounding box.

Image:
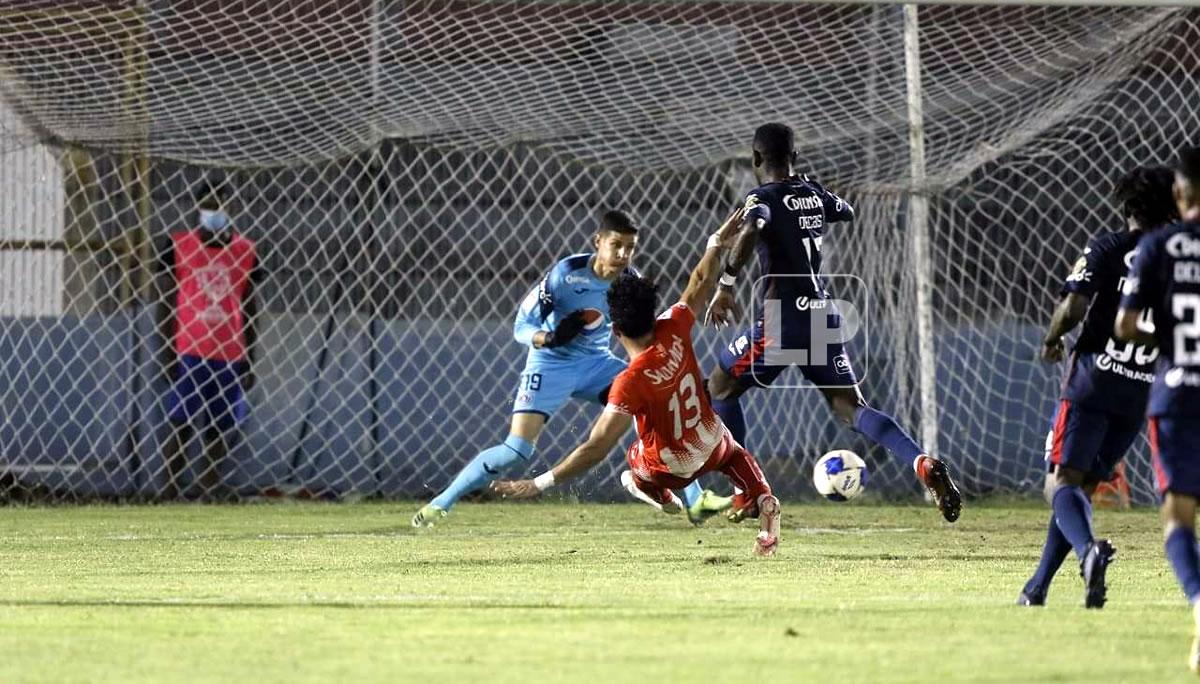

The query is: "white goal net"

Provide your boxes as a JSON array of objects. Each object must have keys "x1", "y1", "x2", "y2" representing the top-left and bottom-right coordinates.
[{"x1": 0, "y1": 0, "x2": 1197, "y2": 503}]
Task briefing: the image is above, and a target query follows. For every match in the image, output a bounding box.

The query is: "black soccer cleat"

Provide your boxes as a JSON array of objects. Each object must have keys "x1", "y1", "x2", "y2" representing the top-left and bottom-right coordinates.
[
  {"x1": 1016, "y1": 590, "x2": 1046, "y2": 607},
  {"x1": 1082, "y1": 539, "x2": 1116, "y2": 609},
  {"x1": 919, "y1": 456, "x2": 962, "y2": 523}
]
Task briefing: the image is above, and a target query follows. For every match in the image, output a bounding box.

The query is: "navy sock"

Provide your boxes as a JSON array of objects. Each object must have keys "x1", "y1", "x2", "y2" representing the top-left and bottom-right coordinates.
[
  {"x1": 712, "y1": 397, "x2": 746, "y2": 445},
  {"x1": 1023, "y1": 512, "x2": 1072, "y2": 599},
  {"x1": 1051, "y1": 485, "x2": 1094, "y2": 560},
  {"x1": 1165, "y1": 526, "x2": 1200, "y2": 604},
  {"x1": 852, "y1": 406, "x2": 923, "y2": 467}
]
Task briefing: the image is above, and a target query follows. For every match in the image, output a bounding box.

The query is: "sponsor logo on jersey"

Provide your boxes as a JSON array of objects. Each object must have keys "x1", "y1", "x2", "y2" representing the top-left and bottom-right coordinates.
[
  {"x1": 833, "y1": 353, "x2": 852, "y2": 375},
  {"x1": 1167, "y1": 233, "x2": 1200, "y2": 259},
  {"x1": 565, "y1": 273, "x2": 591, "y2": 285},
  {"x1": 643, "y1": 334, "x2": 686, "y2": 385},
  {"x1": 1175, "y1": 260, "x2": 1200, "y2": 284},
  {"x1": 729, "y1": 334, "x2": 749, "y2": 357},
  {"x1": 580, "y1": 308, "x2": 605, "y2": 331},
  {"x1": 1066, "y1": 256, "x2": 1091, "y2": 283},
  {"x1": 1165, "y1": 367, "x2": 1200, "y2": 388},
  {"x1": 1094, "y1": 353, "x2": 1155, "y2": 383},
  {"x1": 795, "y1": 296, "x2": 829, "y2": 311},
  {"x1": 784, "y1": 194, "x2": 822, "y2": 212}
]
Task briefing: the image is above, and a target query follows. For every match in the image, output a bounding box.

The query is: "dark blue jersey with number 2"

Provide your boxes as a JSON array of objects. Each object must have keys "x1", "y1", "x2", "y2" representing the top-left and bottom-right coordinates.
[{"x1": 1121, "y1": 221, "x2": 1200, "y2": 418}]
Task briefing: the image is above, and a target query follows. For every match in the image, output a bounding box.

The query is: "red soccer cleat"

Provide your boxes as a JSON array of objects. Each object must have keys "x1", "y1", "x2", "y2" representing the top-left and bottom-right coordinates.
[{"x1": 916, "y1": 455, "x2": 962, "y2": 523}]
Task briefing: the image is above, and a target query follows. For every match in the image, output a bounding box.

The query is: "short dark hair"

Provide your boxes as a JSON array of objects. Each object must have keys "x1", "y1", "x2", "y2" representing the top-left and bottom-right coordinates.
[
  {"x1": 607, "y1": 273, "x2": 658, "y2": 339},
  {"x1": 1113, "y1": 165, "x2": 1178, "y2": 228},
  {"x1": 1178, "y1": 145, "x2": 1200, "y2": 186},
  {"x1": 193, "y1": 182, "x2": 229, "y2": 210},
  {"x1": 598, "y1": 209, "x2": 638, "y2": 235},
  {"x1": 753, "y1": 122, "x2": 795, "y2": 166}
]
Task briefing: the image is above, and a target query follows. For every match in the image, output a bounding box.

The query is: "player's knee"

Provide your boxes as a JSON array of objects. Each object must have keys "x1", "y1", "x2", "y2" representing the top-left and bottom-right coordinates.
[
  {"x1": 1162, "y1": 493, "x2": 1198, "y2": 532},
  {"x1": 1054, "y1": 466, "x2": 1087, "y2": 489},
  {"x1": 830, "y1": 396, "x2": 864, "y2": 426},
  {"x1": 503, "y1": 434, "x2": 536, "y2": 462}
]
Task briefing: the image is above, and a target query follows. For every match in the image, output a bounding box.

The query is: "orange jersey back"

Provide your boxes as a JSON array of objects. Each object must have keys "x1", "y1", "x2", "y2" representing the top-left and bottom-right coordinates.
[{"x1": 606, "y1": 303, "x2": 725, "y2": 478}]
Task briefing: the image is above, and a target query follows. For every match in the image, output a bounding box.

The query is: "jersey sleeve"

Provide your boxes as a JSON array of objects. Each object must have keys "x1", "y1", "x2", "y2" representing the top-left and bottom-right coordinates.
[
  {"x1": 1061, "y1": 237, "x2": 1107, "y2": 297},
  {"x1": 819, "y1": 187, "x2": 854, "y2": 223},
  {"x1": 742, "y1": 192, "x2": 771, "y2": 226},
  {"x1": 604, "y1": 372, "x2": 645, "y2": 417},
  {"x1": 1120, "y1": 232, "x2": 1164, "y2": 312},
  {"x1": 659, "y1": 302, "x2": 696, "y2": 332},
  {"x1": 513, "y1": 261, "x2": 565, "y2": 346}
]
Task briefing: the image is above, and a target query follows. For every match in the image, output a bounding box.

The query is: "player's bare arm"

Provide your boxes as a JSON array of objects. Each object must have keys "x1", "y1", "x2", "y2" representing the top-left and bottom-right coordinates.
[
  {"x1": 705, "y1": 212, "x2": 760, "y2": 328},
  {"x1": 679, "y1": 208, "x2": 743, "y2": 314},
  {"x1": 1041, "y1": 293, "x2": 1090, "y2": 362},
  {"x1": 1114, "y1": 307, "x2": 1155, "y2": 346},
  {"x1": 493, "y1": 410, "x2": 633, "y2": 499}
]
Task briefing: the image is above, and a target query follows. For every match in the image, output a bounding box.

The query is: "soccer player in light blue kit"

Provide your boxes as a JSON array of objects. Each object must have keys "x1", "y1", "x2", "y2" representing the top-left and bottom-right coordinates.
[{"x1": 413, "y1": 210, "x2": 731, "y2": 527}]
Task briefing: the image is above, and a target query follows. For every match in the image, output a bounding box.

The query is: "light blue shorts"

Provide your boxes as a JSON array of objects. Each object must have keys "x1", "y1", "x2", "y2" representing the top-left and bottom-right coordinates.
[{"x1": 512, "y1": 354, "x2": 627, "y2": 418}]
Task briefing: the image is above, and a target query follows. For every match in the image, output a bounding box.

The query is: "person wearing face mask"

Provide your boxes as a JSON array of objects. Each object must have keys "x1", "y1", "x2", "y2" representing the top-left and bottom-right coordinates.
[{"x1": 158, "y1": 186, "x2": 261, "y2": 501}]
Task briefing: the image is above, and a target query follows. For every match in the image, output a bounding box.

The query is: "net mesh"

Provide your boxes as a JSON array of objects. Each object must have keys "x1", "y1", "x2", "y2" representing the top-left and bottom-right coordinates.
[{"x1": 1, "y1": 0, "x2": 1197, "y2": 503}]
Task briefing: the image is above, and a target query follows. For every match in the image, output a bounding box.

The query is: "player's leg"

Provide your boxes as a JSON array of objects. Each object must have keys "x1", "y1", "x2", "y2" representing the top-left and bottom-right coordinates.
[
  {"x1": 619, "y1": 469, "x2": 684, "y2": 515},
  {"x1": 1022, "y1": 402, "x2": 1126, "y2": 607},
  {"x1": 162, "y1": 422, "x2": 191, "y2": 500},
  {"x1": 414, "y1": 412, "x2": 545, "y2": 525},
  {"x1": 199, "y1": 359, "x2": 249, "y2": 501},
  {"x1": 1019, "y1": 506, "x2": 1072, "y2": 606},
  {"x1": 1148, "y1": 417, "x2": 1200, "y2": 672},
  {"x1": 577, "y1": 355, "x2": 726, "y2": 522},
  {"x1": 715, "y1": 442, "x2": 779, "y2": 556},
  {"x1": 819, "y1": 380, "x2": 962, "y2": 523},
  {"x1": 164, "y1": 355, "x2": 204, "y2": 499},
  {"x1": 1073, "y1": 412, "x2": 1143, "y2": 608},
  {"x1": 413, "y1": 364, "x2": 566, "y2": 526}
]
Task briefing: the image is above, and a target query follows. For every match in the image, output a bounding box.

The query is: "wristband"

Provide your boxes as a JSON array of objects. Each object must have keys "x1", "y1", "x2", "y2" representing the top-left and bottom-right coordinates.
[
  {"x1": 533, "y1": 471, "x2": 556, "y2": 492},
  {"x1": 706, "y1": 233, "x2": 722, "y2": 251},
  {"x1": 719, "y1": 273, "x2": 737, "y2": 288}
]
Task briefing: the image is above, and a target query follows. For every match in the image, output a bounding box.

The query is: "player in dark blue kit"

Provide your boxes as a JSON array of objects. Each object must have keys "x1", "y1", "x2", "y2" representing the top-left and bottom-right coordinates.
[
  {"x1": 1116, "y1": 146, "x2": 1200, "y2": 673},
  {"x1": 705, "y1": 122, "x2": 962, "y2": 522},
  {"x1": 1018, "y1": 165, "x2": 1178, "y2": 609}
]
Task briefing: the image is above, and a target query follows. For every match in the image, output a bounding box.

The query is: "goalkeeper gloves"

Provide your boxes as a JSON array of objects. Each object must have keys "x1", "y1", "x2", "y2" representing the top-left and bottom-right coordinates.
[{"x1": 542, "y1": 310, "x2": 588, "y2": 348}]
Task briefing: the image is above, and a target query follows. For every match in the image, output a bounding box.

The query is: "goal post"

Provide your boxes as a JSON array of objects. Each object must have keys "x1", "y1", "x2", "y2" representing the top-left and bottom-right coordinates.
[{"x1": 0, "y1": 0, "x2": 1196, "y2": 503}]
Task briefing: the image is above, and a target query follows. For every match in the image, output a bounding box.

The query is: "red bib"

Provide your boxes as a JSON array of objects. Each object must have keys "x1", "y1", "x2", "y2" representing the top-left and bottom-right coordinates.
[{"x1": 172, "y1": 230, "x2": 255, "y2": 361}]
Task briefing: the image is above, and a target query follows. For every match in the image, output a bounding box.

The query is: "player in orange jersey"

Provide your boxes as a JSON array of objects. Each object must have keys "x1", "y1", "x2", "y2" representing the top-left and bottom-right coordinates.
[{"x1": 494, "y1": 208, "x2": 781, "y2": 556}]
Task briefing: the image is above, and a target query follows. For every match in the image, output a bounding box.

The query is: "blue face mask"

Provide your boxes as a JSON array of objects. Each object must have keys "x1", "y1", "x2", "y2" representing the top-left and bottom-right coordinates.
[{"x1": 200, "y1": 209, "x2": 230, "y2": 232}]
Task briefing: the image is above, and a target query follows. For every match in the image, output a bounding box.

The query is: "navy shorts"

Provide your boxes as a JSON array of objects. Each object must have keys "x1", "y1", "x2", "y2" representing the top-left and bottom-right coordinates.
[
  {"x1": 167, "y1": 355, "x2": 248, "y2": 429},
  {"x1": 1150, "y1": 417, "x2": 1200, "y2": 498},
  {"x1": 717, "y1": 317, "x2": 858, "y2": 389},
  {"x1": 1045, "y1": 399, "x2": 1143, "y2": 481}
]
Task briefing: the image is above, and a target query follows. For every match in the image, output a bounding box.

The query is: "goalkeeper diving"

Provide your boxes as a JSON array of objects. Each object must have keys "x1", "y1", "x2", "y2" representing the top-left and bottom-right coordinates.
[{"x1": 412, "y1": 210, "x2": 731, "y2": 527}]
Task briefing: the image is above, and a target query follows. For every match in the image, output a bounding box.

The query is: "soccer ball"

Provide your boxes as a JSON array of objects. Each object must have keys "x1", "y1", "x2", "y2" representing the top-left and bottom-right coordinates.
[{"x1": 813, "y1": 449, "x2": 867, "y2": 501}]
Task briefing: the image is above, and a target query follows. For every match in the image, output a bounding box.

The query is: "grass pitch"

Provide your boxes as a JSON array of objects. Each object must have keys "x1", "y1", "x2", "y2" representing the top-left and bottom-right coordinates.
[{"x1": 0, "y1": 500, "x2": 1194, "y2": 683}]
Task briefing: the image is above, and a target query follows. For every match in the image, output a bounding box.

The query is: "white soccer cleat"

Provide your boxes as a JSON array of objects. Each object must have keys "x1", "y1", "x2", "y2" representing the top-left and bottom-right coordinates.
[
  {"x1": 753, "y1": 494, "x2": 781, "y2": 557},
  {"x1": 620, "y1": 470, "x2": 682, "y2": 514}
]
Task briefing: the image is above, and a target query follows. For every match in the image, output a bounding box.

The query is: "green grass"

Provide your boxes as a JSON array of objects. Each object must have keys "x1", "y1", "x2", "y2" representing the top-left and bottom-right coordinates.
[{"x1": 0, "y1": 500, "x2": 1194, "y2": 683}]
